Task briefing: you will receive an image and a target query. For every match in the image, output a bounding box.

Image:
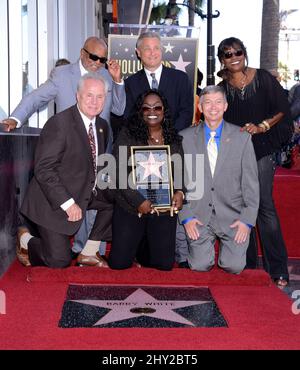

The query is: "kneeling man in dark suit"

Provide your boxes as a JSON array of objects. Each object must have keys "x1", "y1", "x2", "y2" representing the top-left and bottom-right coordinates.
[
  {"x1": 179, "y1": 85, "x2": 259, "y2": 274},
  {"x1": 17, "y1": 73, "x2": 113, "y2": 268}
]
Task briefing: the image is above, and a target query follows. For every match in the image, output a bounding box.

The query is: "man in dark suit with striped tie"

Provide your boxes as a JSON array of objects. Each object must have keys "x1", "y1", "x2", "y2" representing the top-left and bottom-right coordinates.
[
  {"x1": 17, "y1": 73, "x2": 113, "y2": 268},
  {"x1": 124, "y1": 31, "x2": 194, "y2": 132}
]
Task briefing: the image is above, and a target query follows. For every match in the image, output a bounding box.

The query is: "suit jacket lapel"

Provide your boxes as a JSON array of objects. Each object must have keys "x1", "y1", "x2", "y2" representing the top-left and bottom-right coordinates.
[
  {"x1": 213, "y1": 121, "x2": 232, "y2": 179},
  {"x1": 140, "y1": 69, "x2": 151, "y2": 89},
  {"x1": 71, "y1": 106, "x2": 94, "y2": 169},
  {"x1": 158, "y1": 65, "x2": 169, "y2": 91},
  {"x1": 194, "y1": 123, "x2": 212, "y2": 180},
  {"x1": 95, "y1": 117, "x2": 108, "y2": 155}
]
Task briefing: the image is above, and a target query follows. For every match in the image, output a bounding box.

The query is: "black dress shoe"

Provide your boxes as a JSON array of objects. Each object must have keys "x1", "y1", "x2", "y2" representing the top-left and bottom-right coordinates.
[
  {"x1": 71, "y1": 251, "x2": 79, "y2": 260},
  {"x1": 178, "y1": 261, "x2": 189, "y2": 268}
]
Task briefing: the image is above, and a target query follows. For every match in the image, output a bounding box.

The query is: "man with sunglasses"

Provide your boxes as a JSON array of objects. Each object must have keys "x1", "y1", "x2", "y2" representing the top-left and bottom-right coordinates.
[
  {"x1": 1, "y1": 36, "x2": 126, "y2": 263},
  {"x1": 2, "y1": 36, "x2": 125, "y2": 133}
]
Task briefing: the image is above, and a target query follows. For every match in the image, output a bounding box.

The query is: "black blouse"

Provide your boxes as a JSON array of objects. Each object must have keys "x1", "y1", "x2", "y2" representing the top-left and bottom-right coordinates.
[{"x1": 219, "y1": 69, "x2": 293, "y2": 160}]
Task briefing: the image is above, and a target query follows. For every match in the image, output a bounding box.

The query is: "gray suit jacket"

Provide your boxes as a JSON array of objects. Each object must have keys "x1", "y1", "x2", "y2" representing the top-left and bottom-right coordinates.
[
  {"x1": 179, "y1": 121, "x2": 259, "y2": 234},
  {"x1": 11, "y1": 61, "x2": 125, "y2": 134}
]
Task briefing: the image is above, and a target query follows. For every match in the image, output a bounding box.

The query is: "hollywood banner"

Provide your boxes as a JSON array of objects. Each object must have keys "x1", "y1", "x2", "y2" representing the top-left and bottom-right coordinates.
[{"x1": 108, "y1": 34, "x2": 199, "y2": 94}]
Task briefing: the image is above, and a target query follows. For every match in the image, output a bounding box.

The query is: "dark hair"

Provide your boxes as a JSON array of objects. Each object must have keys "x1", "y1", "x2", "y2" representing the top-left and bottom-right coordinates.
[
  {"x1": 127, "y1": 89, "x2": 182, "y2": 145},
  {"x1": 217, "y1": 37, "x2": 248, "y2": 78},
  {"x1": 197, "y1": 69, "x2": 203, "y2": 85},
  {"x1": 55, "y1": 58, "x2": 70, "y2": 67}
]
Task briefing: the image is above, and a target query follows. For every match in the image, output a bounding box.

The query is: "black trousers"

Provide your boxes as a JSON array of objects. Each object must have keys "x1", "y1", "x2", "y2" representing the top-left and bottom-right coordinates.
[
  {"x1": 108, "y1": 205, "x2": 177, "y2": 271},
  {"x1": 246, "y1": 154, "x2": 289, "y2": 280},
  {"x1": 28, "y1": 190, "x2": 113, "y2": 268}
]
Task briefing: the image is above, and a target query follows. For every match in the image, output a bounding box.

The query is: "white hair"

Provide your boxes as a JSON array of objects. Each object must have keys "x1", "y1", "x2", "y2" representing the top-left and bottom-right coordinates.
[{"x1": 77, "y1": 73, "x2": 109, "y2": 95}]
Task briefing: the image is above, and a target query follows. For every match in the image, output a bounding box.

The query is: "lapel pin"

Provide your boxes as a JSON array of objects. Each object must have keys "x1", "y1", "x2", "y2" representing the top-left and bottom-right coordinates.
[{"x1": 99, "y1": 128, "x2": 103, "y2": 133}]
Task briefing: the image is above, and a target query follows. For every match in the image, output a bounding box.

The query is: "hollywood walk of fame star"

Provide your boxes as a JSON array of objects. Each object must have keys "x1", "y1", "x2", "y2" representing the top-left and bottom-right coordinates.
[
  {"x1": 163, "y1": 42, "x2": 175, "y2": 53},
  {"x1": 170, "y1": 54, "x2": 192, "y2": 73},
  {"x1": 139, "y1": 152, "x2": 165, "y2": 180},
  {"x1": 71, "y1": 288, "x2": 209, "y2": 326}
]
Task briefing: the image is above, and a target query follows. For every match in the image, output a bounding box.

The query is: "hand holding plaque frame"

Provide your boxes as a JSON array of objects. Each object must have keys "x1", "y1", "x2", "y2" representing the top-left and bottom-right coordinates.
[{"x1": 131, "y1": 145, "x2": 174, "y2": 213}]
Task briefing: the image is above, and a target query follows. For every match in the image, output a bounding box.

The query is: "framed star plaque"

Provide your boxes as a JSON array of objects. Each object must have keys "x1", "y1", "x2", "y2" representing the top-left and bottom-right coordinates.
[{"x1": 131, "y1": 145, "x2": 173, "y2": 211}]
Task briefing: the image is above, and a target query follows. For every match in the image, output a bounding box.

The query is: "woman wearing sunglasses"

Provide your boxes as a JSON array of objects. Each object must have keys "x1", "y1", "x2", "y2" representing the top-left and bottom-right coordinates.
[
  {"x1": 217, "y1": 37, "x2": 293, "y2": 288},
  {"x1": 108, "y1": 89, "x2": 185, "y2": 270}
]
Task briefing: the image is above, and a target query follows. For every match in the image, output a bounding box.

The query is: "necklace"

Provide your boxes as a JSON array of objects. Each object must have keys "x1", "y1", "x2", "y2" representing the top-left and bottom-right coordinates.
[
  {"x1": 149, "y1": 130, "x2": 164, "y2": 145},
  {"x1": 151, "y1": 137, "x2": 160, "y2": 143},
  {"x1": 230, "y1": 69, "x2": 248, "y2": 98},
  {"x1": 240, "y1": 74, "x2": 247, "y2": 97},
  {"x1": 149, "y1": 135, "x2": 164, "y2": 145}
]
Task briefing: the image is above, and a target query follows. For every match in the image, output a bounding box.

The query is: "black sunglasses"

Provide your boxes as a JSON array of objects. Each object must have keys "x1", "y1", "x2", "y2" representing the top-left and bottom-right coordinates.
[
  {"x1": 141, "y1": 105, "x2": 163, "y2": 113},
  {"x1": 83, "y1": 48, "x2": 107, "y2": 64},
  {"x1": 223, "y1": 49, "x2": 244, "y2": 59}
]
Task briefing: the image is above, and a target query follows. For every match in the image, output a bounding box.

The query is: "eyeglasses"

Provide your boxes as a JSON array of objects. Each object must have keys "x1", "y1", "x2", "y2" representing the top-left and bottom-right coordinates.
[
  {"x1": 223, "y1": 49, "x2": 244, "y2": 59},
  {"x1": 83, "y1": 48, "x2": 107, "y2": 64},
  {"x1": 141, "y1": 105, "x2": 163, "y2": 113}
]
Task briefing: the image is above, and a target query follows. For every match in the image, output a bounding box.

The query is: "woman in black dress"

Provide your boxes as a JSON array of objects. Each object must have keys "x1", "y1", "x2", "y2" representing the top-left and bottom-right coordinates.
[
  {"x1": 217, "y1": 37, "x2": 293, "y2": 287},
  {"x1": 109, "y1": 89, "x2": 185, "y2": 270}
]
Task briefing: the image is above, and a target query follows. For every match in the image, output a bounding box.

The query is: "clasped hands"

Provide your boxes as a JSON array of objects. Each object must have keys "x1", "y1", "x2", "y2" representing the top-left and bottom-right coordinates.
[{"x1": 137, "y1": 191, "x2": 184, "y2": 217}]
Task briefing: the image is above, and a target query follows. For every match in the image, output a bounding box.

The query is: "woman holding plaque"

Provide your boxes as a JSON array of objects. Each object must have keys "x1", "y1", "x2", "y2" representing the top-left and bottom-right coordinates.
[{"x1": 108, "y1": 90, "x2": 185, "y2": 270}]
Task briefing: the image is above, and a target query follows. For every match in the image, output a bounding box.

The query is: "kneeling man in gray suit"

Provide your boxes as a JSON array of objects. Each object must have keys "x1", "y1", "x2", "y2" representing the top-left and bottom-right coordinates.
[{"x1": 179, "y1": 85, "x2": 259, "y2": 274}]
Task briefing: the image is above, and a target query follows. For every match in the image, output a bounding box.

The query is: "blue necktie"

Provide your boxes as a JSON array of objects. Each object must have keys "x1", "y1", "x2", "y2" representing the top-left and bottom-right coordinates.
[{"x1": 150, "y1": 73, "x2": 158, "y2": 89}]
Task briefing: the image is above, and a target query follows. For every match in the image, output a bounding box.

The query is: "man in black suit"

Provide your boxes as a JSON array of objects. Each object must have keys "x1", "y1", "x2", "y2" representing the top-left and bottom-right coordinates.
[
  {"x1": 17, "y1": 73, "x2": 113, "y2": 268},
  {"x1": 124, "y1": 31, "x2": 194, "y2": 267},
  {"x1": 124, "y1": 31, "x2": 194, "y2": 132}
]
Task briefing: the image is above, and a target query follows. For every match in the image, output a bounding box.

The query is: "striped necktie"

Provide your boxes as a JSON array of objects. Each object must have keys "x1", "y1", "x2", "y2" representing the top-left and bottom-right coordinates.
[
  {"x1": 207, "y1": 131, "x2": 218, "y2": 176},
  {"x1": 88, "y1": 122, "x2": 97, "y2": 179},
  {"x1": 150, "y1": 73, "x2": 159, "y2": 89}
]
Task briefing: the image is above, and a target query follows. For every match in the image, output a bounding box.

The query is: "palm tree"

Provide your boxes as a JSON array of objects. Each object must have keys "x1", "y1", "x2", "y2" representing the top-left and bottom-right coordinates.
[
  {"x1": 279, "y1": 9, "x2": 298, "y2": 30},
  {"x1": 260, "y1": 0, "x2": 280, "y2": 71},
  {"x1": 186, "y1": 0, "x2": 204, "y2": 27},
  {"x1": 150, "y1": 0, "x2": 204, "y2": 26},
  {"x1": 188, "y1": 0, "x2": 196, "y2": 26},
  {"x1": 149, "y1": 2, "x2": 168, "y2": 24},
  {"x1": 150, "y1": 0, "x2": 181, "y2": 25}
]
